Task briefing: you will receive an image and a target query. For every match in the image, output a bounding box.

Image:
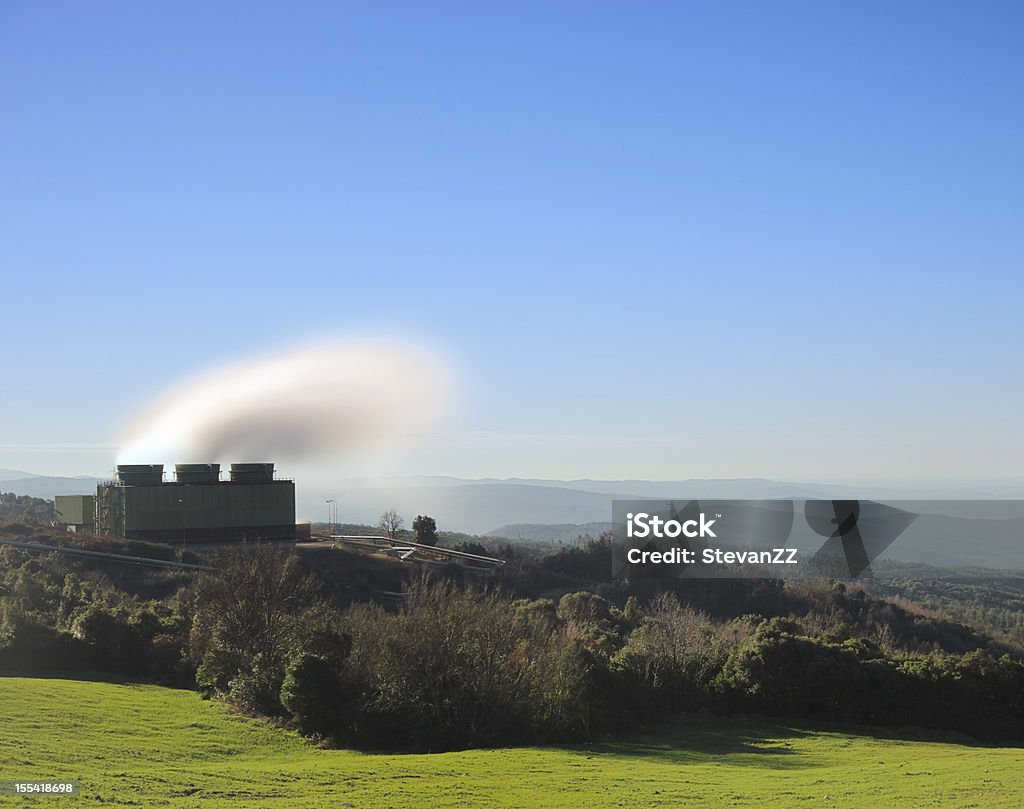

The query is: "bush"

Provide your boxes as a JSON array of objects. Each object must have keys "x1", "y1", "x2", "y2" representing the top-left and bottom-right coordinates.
[
  {"x1": 281, "y1": 653, "x2": 352, "y2": 737},
  {"x1": 189, "y1": 544, "x2": 325, "y2": 706},
  {"x1": 341, "y1": 580, "x2": 620, "y2": 750},
  {"x1": 227, "y1": 665, "x2": 283, "y2": 715},
  {"x1": 612, "y1": 593, "x2": 726, "y2": 716},
  {"x1": 715, "y1": 624, "x2": 869, "y2": 718},
  {"x1": 0, "y1": 602, "x2": 89, "y2": 672}
]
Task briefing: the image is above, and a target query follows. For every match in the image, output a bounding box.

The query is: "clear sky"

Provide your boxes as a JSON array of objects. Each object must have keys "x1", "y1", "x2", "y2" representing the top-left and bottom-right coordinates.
[{"x1": 1, "y1": 1, "x2": 1022, "y2": 483}]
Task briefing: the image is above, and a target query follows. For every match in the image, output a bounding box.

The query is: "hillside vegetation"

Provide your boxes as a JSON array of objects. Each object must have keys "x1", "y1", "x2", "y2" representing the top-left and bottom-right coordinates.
[
  {"x1": 2, "y1": 677, "x2": 1023, "y2": 808},
  {"x1": 0, "y1": 492, "x2": 54, "y2": 523},
  {"x1": 3, "y1": 533, "x2": 1024, "y2": 749}
]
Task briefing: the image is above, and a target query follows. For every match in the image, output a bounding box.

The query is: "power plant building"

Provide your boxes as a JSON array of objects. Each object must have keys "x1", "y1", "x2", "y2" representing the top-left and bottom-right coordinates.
[
  {"x1": 54, "y1": 494, "x2": 95, "y2": 533},
  {"x1": 80, "y1": 462, "x2": 296, "y2": 543}
]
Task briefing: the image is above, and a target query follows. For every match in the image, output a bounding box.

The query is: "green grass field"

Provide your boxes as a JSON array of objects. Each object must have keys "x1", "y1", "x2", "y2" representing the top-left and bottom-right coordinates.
[{"x1": 1, "y1": 677, "x2": 1021, "y2": 808}]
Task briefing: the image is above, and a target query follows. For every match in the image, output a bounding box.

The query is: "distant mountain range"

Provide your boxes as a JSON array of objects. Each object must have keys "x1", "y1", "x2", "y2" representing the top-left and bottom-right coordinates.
[
  {"x1": 297, "y1": 477, "x2": 1024, "y2": 532},
  {"x1": 0, "y1": 475, "x2": 103, "y2": 497},
  {"x1": 0, "y1": 473, "x2": 827, "y2": 528},
  {"x1": 4, "y1": 471, "x2": 1023, "y2": 570},
  {"x1": 0, "y1": 468, "x2": 40, "y2": 482},
  {"x1": 487, "y1": 522, "x2": 613, "y2": 543},
  {"x1": 301, "y1": 482, "x2": 622, "y2": 534}
]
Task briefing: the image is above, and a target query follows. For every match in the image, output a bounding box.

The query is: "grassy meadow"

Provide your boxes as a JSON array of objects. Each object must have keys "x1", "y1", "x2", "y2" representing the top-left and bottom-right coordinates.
[{"x1": 0, "y1": 677, "x2": 1021, "y2": 808}]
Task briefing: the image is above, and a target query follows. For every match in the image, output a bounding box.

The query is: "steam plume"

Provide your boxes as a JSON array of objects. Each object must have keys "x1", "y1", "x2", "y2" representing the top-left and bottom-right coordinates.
[{"x1": 117, "y1": 340, "x2": 449, "y2": 465}]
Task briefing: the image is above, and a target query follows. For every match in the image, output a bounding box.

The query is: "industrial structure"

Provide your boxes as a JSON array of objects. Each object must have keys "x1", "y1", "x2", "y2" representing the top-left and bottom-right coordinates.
[
  {"x1": 56, "y1": 463, "x2": 296, "y2": 544},
  {"x1": 54, "y1": 494, "x2": 94, "y2": 533}
]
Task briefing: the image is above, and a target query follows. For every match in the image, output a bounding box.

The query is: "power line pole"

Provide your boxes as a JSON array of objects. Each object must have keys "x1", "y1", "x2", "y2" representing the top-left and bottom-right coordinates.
[{"x1": 326, "y1": 499, "x2": 335, "y2": 537}]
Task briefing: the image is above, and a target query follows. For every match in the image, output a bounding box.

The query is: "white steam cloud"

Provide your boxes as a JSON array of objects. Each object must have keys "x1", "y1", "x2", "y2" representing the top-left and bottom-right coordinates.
[{"x1": 117, "y1": 340, "x2": 450, "y2": 465}]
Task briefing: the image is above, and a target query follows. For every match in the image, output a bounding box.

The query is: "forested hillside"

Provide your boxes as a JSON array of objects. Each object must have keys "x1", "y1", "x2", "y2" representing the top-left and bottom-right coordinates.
[
  {"x1": 2, "y1": 525, "x2": 1023, "y2": 750},
  {"x1": 0, "y1": 492, "x2": 54, "y2": 523}
]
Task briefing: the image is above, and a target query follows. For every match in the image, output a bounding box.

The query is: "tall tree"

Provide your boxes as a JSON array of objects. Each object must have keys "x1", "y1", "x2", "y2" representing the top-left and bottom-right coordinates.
[
  {"x1": 378, "y1": 508, "x2": 403, "y2": 539},
  {"x1": 190, "y1": 544, "x2": 322, "y2": 692},
  {"x1": 412, "y1": 515, "x2": 438, "y2": 547}
]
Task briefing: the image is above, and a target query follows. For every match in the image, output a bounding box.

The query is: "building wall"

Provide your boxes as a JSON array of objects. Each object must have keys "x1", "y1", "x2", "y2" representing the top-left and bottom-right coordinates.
[
  {"x1": 55, "y1": 494, "x2": 94, "y2": 528},
  {"x1": 96, "y1": 481, "x2": 295, "y2": 542}
]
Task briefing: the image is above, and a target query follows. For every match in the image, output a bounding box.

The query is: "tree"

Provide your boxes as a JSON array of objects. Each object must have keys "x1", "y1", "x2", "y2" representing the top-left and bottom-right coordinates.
[
  {"x1": 453, "y1": 540, "x2": 489, "y2": 557},
  {"x1": 378, "y1": 508, "x2": 403, "y2": 539},
  {"x1": 189, "y1": 544, "x2": 322, "y2": 697},
  {"x1": 412, "y1": 515, "x2": 438, "y2": 547}
]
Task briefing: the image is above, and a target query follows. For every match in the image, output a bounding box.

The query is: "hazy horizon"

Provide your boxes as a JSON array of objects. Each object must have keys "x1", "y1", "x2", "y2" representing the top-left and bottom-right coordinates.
[{"x1": 4, "y1": 458, "x2": 1024, "y2": 494}]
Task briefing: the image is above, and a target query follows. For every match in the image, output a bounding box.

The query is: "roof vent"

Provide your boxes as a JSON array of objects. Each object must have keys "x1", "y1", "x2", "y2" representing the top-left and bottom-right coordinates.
[
  {"x1": 116, "y1": 464, "x2": 164, "y2": 486},
  {"x1": 174, "y1": 463, "x2": 221, "y2": 484},
  {"x1": 229, "y1": 463, "x2": 275, "y2": 483}
]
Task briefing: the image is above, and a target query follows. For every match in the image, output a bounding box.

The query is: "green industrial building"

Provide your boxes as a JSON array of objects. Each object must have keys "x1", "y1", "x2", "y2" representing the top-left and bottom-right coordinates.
[
  {"x1": 54, "y1": 494, "x2": 95, "y2": 533},
  {"x1": 67, "y1": 462, "x2": 298, "y2": 543}
]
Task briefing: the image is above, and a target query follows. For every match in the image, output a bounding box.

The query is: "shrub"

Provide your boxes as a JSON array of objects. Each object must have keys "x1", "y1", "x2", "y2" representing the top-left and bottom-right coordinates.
[
  {"x1": 281, "y1": 653, "x2": 352, "y2": 737},
  {"x1": 612, "y1": 593, "x2": 726, "y2": 715},
  {"x1": 189, "y1": 544, "x2": 324, "y2": 706},
  {"x1": 341, "y1": 580, "x2": 620, "y2": 750},
  {"x1": 227, "y1": 665, "x2": 283, "y2": 715}
]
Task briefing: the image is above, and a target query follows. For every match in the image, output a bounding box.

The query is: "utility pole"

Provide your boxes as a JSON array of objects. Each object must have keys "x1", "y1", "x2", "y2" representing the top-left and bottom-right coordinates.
[{"x1": 326, "y1": 499, "x2": 335, "y2": 538}]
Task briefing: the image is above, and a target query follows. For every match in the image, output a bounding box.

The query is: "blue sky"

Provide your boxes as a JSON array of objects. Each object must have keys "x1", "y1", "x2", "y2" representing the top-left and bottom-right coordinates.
[{"x1": 1, "y1": 1, "x2": 1022, "y2": 482}]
